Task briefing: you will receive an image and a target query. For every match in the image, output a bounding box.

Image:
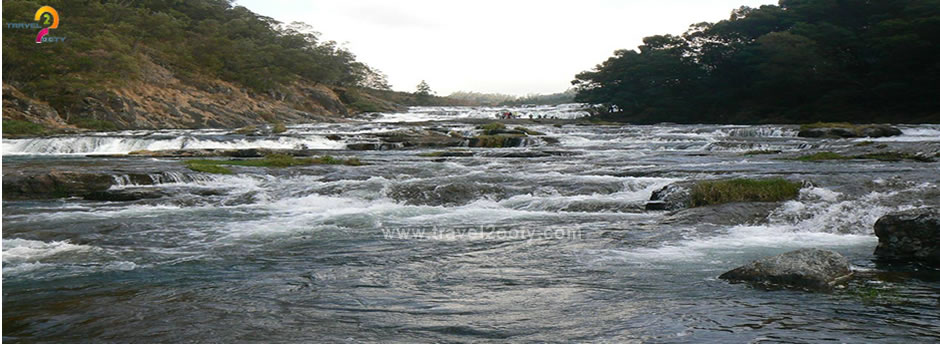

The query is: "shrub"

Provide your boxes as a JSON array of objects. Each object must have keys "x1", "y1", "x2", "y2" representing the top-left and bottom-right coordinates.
[
  {"x1": 271, "y1": 121, "x2": 287, "y2": 134},
  {"x1": 3, "y1": 120, "x2": 46, "y2": 136},
  {"x1": 690, "y1": 178, "x2": 802, "y2": 207},
  {"x1": 72, "y1": 118, "x2": 118, "y2": 131}
]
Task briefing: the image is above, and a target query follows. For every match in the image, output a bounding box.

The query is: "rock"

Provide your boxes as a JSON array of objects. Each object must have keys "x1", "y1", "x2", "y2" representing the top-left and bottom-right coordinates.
[
  {"x1": 84, "y1": 188, "x2": 168, "y2": 202},
  {"x1": 661, "y1": 202, "x2": 779, "y2": 226},
  {"x1": 719, "y1": 248, "x2": 853, "y2": 291},
  {"x1": 873, "y1": 208, "x2": 940, "y2": 267},
  {"x1": 859, "y1": 125, "x2": 903, "y2": 138},
  {"x1": 326, "y1": 134, "x2": 342, "y2": 141},
  {"x1": 645, "y1": 182, "x2": 693, "y2": 211},
  {"x1": 387, "y1": 182, "x2": 505, "y2": 206},
  {"x1": 2, "y1": 171, "x2": 114, "y2": 199},
  {"x1": 797, "y1": 124, "x2": 902, "y2": 139}
]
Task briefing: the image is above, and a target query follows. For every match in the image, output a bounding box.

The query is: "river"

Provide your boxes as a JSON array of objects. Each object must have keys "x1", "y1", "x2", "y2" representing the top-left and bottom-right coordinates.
[{"x1": 3, "y1": 105, "x2": 939, "y2": 342}]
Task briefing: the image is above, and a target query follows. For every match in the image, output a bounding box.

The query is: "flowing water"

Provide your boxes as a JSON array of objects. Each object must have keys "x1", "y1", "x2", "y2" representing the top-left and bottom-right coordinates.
[{"x1": 3, "y1": 106, "x2": 940, "y2": 343}]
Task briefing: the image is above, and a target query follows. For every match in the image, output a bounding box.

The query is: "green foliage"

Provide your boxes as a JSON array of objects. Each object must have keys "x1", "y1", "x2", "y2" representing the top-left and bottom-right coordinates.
[
  {"x1": 478, "y1": 122, "x2": 506, "y2": 134},
  {"x1": 3, "y1": 119, "x2": 47, "y2": 136},
  {"x1": 183, "y1": 154, "x2": 363, "y2": 173},
  {"x1": 690, "y1": 178, "x2": 802, "y2": 207},
  {"x1": 271, "y1": 121, "x2": 287, "y2": 134},
  {"x1": 184, "y1": 161, "x2": 234, "y2": 174},
  {"x1": 573, "y1": 1, "x2": 940, "y2": 123},
  {"x1": 71, "y1": 118, "x2": 118, "y2": 131}
]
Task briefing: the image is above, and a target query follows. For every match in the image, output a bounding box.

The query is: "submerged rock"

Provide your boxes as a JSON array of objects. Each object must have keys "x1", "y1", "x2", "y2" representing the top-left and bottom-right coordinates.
[
  {"x1": 874, "y1": 208, "x2": 940, "y2": 267},
  {"x1": 719, "y1": 248, "x2": 853, "y2": 291},
  {"x1": 84, "y1": 188, "x2": 168, "y2": 202},
  {"x1": 645, "y1": 182, "x2": 693, "y2": 211},
  {"x1": 661, "y1": 202, "x2": 778, "y2": 226}
]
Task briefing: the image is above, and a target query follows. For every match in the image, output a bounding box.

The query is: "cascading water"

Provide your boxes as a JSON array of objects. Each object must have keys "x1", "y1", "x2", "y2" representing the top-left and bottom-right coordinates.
[{"x1": 3, "y1": 106, "x2": 939, "y2": 342}]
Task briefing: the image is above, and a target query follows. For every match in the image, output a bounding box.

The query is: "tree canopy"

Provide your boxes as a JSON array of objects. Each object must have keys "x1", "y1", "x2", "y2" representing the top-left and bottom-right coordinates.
[{"x1": 572, "y1": 0, "x2": 940, "y2": 124}]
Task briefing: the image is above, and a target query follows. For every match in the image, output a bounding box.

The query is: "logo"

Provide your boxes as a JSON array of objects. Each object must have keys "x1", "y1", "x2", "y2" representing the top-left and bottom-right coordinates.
[{"x1": 34, "y1": 6, "x2": 60, "y2": 43}]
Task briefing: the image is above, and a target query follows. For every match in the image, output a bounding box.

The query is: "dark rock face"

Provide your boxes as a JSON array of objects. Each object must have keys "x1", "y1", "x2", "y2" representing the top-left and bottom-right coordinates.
[
  {"x1": 645, "y1": 182, "x2": 693, "y2": 211},
  {"x1": 719, "y1": 248, "x2": 853, "y2": 291},
  {"x1": 797, "y1": 124, "x2": 902, "y2": 139},
  {"x1": 2, "y1": 171, "x2": 115, "y2": 199},
  {"x1": 874, "y1": 208, "x2": 940, "y2": 267}
]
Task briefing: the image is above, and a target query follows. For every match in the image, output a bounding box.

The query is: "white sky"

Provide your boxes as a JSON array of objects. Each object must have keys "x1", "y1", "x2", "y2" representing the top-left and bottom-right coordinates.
[{"x1": 235, "y1": 0, "x2": 776, "y2": 96}]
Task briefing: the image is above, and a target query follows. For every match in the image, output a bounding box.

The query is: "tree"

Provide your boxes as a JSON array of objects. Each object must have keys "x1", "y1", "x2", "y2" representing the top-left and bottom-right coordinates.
[{"x1": 415, "y1": 80, "x2": 433, "y2": 96}]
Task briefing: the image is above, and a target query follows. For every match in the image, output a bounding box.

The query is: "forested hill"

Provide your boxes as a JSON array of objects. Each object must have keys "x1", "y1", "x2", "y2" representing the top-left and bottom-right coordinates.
[
  {"x1": 1, "y1": 0, "x2": 420, "y2": 132},
  {"x1": 573, "y1": 0, "x2": 940, "y2": 124}
]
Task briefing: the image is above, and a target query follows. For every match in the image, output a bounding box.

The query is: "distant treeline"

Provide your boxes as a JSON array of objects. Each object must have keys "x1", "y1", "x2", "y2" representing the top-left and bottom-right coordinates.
[
  {"x1": 2, "y1": 0, "x2": 390, "y2": 113},
  {"x1": 447, "y1": 90, "x2": 575, "y2": 106},
  {"x1": 573, "y1": 0, "x2": 940, "y2": 124}
]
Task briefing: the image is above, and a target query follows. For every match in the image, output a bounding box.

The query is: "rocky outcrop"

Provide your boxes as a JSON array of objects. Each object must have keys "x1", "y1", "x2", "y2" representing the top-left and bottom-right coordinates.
[
  {"x1": 798, "y1": 124, "x2": 902, "y2": 138},
  {"x1": 2, "y1": 84, "x2": 75, "y2": 132},
  {"x1": 873, "y1": 208, "x2": 940, "y2": 267},
  {"x1": 719, "y1": 248, "x2": 853, "y2": 291},
  {"x1": 2, "y1": 57, "x2": 366, "y2": 135},
  {"x1": 645, "y1": 181, "x2": 693, "y2": 211},
  {"x1": 2, "y1": 171, "x2": 117, "y2": 199}
]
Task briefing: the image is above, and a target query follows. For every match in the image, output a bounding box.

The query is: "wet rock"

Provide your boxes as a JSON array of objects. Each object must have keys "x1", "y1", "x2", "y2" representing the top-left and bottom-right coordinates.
[
  {"x1": 874, "y1": 208, "x2": 940, "y2": 267},
  {"x1": 84, "y1": 188, "x2": 168, "y2": 202},
  {"x1": 719, "y1": 248, "x2": 853, "y2": 291},
  {"x1": 798, "y1": 124, "x2": 902, "y2": 138},
  {"x1": 3, "y1": 171, "x2": 114, "y2": 199},
  {"x1": 388, "y1": 182, "x2": 505, "y2": 206},
  {"x1": 326, "y1": 134, "x2": 342, "y2": 141},
  {"x1": 661, "y1": 202, "x2": 778, "y2": 226},
  {"x1": 645, "y1": 182, "x2": 693, "y2": 211}
]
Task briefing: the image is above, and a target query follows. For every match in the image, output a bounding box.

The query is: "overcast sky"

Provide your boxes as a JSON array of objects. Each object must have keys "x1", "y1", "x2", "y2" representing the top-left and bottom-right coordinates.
[{"x1": 235, "y1": 0, "x2": 776, "y2": 96}]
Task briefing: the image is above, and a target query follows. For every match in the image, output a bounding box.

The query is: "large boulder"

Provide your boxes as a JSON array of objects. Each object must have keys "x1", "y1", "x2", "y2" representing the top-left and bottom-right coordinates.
[
  {"x1": 873, "y1": 208, "x2": 940, "y2": 267},
  {"x1": 719, "y1": 248, "x2": 853, "y2": 291},
  {"x1": 2, "y1": 171, "x2": 114, "y2": 200}
]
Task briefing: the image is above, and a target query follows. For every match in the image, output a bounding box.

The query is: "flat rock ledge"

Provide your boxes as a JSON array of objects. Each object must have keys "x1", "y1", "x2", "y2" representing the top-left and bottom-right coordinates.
[
  {"x1": 719, "y1": 248, "x2": 853, "y2": 292},
  {"x1": 874, "y1": 207, "x2": 940, "y2": 267}
]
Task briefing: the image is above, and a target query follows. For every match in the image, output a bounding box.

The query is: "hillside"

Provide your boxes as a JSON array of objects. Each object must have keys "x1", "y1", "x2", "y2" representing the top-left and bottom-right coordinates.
[{"x1": 1, "y1": 0, "x2": 445, "y2": 135}]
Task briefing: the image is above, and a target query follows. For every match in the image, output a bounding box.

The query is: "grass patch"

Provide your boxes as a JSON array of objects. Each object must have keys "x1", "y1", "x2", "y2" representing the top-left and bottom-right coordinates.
[
  {"x1": 855, "y1": 141, "x2": 875, "y2": 147},
  {"x1": 184, "y1": 161, "x2": 234, "y2": 174},
  {"x1": 3, "y1": 119, "x2": 47, "y2": 136},
  {"x1": 72, "y1": 118, "x2": 118, "y2": 131},
  {"x1": 514, "y1": 126, "x2": 545, "y2": 136},
  {"x1": 690, "y1": 178, "x2": 802, "y2": 207},
  {"x1": 233, "y1": 125, "x2": 257, "y2": 135},
  {"x1": 793, "y1": 152, "x2": 851, "y2": 161},
  {"x1": 184, "y1": 154, "x2": 363, "y2": 173},
  {"x1": 470, "y1": 134, "x2": 524, "y2": 148},
  {"x1": 478, "y1": 122, "x2": 506, "y2": 135}
]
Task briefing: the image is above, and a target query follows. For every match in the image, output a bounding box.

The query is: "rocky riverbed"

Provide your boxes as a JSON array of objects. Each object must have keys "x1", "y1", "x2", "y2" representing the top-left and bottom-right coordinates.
[{"x1": 3, "y1": 106, "x2": 940, "y2": 342}]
